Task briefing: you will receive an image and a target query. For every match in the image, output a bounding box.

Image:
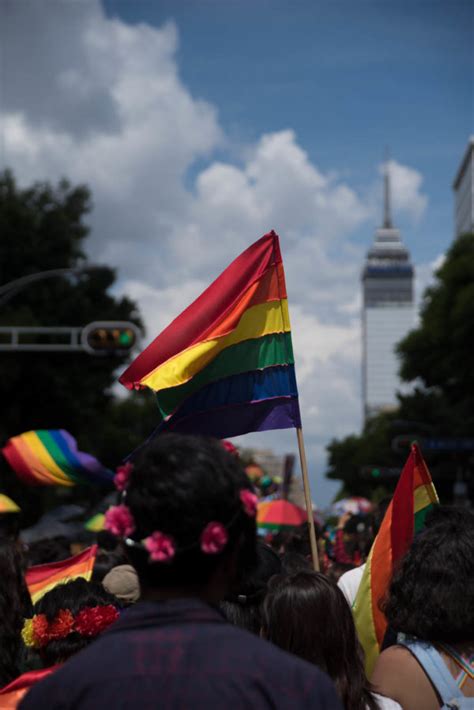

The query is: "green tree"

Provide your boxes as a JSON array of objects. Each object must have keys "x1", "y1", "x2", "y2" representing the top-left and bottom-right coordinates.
[
  {"x1": 0, "y1": 170, "x2": 155, "y2": 518},
  {"x1": 327, "y1": 233, "x2": 474, "y2": 503}
]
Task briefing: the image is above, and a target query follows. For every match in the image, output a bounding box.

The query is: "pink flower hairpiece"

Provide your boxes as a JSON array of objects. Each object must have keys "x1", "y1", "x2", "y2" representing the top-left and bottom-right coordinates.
[
  {"x1": 240, "y1": 489, "x2": 258, "y2": 517},
  {"x1": 144, "y1": 531, "x2": 176, "y2": 562},
  {"x1": 200, "y1": 521, "x2": 228, "y2": 554},
  {"x1": 104, "y1": 504, "x2": 135, "y2": 538},
  {"x1": 114, "y1": 462, "x2": 133, "y2": 492}
]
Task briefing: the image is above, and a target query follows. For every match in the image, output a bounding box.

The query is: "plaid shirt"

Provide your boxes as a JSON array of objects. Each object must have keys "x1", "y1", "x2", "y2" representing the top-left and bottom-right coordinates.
[{"x1": 20, "y1": 598, "x2": 341, "y2": 710}]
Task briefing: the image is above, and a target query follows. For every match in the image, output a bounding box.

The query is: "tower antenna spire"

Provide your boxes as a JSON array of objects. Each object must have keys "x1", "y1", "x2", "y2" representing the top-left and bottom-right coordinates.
[{"x1": 383, "y1": 147, "x2": 393, "y2": 229}]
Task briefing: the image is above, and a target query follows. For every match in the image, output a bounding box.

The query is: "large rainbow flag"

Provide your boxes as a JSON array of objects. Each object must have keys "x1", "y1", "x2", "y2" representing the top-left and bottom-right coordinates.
[
  {"x1": 353, "y1": 443, "x2": 439, "y2": 676},
  {"x1": 119, "y1": 231, "x2": 301, "y2": 438},
  {"x1": 26, "y1": 545, "x2": 97, "y2": 604},
  {"x1": 2, "y1": 430, "x2": 114, "y2": 487}
]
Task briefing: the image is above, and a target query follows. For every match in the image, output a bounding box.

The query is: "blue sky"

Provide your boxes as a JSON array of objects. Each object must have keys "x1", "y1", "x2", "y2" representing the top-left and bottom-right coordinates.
[
  {"x1": 105, "y1": 0, "x2": 473, "y2": 260},
  {"x1": 1, "y1": 0, "x2": 472, "y2": 506}
]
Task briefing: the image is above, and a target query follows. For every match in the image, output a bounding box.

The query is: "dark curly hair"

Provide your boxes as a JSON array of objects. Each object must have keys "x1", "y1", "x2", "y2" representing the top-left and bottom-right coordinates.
[
  {"x1": 262, "y1": 571, "x2": 378, "y2": 710},
  {"x1": 0, "y1": 539, "x2": 32, "y2": 687},
  {"x1": 221, "y1": 540, "x2": 281, "y2": 634},
  {"x1": 33, "y1": 578, "x2": 119, "y2": 666},
  {"x1": 125, "y1": 434, "x2": 257, "y2": 589},
  {"x1": 383, "y1": 505, "x2": 474, "y2": 644}
]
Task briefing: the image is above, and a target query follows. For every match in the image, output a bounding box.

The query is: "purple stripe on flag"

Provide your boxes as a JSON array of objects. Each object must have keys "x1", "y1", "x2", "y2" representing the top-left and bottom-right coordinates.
[{"x1": 160, "y1": 396, "x2": 301, "y2": 439}]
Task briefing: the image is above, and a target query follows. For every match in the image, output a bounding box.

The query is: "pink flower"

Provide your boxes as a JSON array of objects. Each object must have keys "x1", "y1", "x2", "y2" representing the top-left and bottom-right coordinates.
[
  {"x1": 240, "y1": 489, "x2": 258, "y2": 517},
  {"x1": 221, "y1": 440, "x2": 239, "y2": 457},
  {"x1": 200, "y1": 521, "x2": 228, "y2": 554},
  {"x1": 104, "y1": 505, "x2": 135, "y2": 537},
  {"x1": 114, "y1": 462, "x2": 133, "y2": 492},
  {"x1": 144, "y1": 531, "x2": 176, "y2": 562}
]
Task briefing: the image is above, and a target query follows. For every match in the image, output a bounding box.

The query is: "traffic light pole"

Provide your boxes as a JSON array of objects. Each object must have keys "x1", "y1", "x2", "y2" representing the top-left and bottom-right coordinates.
[
  {"x1": 0, "y1": 326, "x2": 84, "y2": 352},
  {"x1": 0, "y1": 322, "x2": 140, "y2": 354}
]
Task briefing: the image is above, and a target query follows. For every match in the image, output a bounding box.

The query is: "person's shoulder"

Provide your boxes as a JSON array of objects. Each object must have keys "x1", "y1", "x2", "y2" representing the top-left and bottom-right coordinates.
[{"x1": 337, "y1": 563, "x2": 365, "y2": 603}]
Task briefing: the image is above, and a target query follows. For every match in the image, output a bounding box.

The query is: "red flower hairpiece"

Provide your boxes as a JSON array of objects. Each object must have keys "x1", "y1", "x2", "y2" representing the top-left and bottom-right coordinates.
[
  {"x1": 104, "y1": 504, "x2": 135, "y2": 537},
  {"x1": 240, "y1": 489, "x2": 258, "y2": 517},
  {"x1": 144, "y1": 531, "x2": 176, "y2": 562},
  {"x1": 114, "y1": 462, "x2": 133, "y2": 492},
  {"x1": 74, "y1": 605, "x2": 119, "y2": 637},
  {"x1": 200, "y1": 521, "x2": 228, "y2": 554}
]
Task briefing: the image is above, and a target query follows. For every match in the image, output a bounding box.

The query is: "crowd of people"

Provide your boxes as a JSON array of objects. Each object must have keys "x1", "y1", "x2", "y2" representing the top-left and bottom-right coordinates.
[{"x1": 0, "y1": 433, "x2": 472, "y2": 709}]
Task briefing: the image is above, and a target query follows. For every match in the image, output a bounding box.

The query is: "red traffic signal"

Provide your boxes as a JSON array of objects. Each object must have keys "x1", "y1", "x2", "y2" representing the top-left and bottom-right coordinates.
[{"x1": 81, "y1": 321, "x2": 140, "y2": 356}]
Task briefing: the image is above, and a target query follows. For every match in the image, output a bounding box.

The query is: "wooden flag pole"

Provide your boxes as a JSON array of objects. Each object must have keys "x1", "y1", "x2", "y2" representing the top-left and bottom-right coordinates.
[{"x1": 296, "y1": 427, "x2": 320, "y2": 571}]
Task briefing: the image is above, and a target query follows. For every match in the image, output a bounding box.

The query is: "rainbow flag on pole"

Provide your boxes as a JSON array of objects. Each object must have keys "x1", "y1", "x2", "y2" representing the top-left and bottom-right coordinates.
[
  {"x1": 353, "y1": 443, "x2": 438, "y2": 676},
  {"x1": 119, "y1": 231, "x2": 301, "y2": 438},
  {"x1": 26, "y1": 545, "x2": 97, "y2": 604},
  {"x1": 2, "y1": 430, "x2": 114, "y2": 487}
]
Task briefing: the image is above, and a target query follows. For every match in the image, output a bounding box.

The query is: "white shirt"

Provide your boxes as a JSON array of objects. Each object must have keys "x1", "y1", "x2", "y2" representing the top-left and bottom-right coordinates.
[
  {"x1": 337, "y1": 563, "x2": 365, "y2": 606},
  {"x1": 371, "y1": 692, "x2": 402, "y2": 709}
]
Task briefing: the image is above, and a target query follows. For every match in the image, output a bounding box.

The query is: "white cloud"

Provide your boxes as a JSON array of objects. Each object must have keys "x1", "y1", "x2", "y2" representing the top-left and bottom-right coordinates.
[{"x1": 0, "y1": 1, "x2": 429, "y2": 505}]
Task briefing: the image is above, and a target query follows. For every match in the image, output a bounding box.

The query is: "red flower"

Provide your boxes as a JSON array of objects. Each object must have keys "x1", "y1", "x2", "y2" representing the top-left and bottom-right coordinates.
[
  {"x1": 144, "y1": 531, "x2": 176, "y2": 562},
  {"x1": 47, "y1": 609, "x2": 74, "y2": 640},
  {"x1": 221, "y1": 440, "x2": 239, "y2": 457},
  {"x1": 200, "y1": 521, "x2": 228, "y2": 554},
  {"x1": 240, "y1": 489, "x2": 258, "y2": 517},
  {"x1": 31, "y1": 615, "x2": 50, "y2": 648},
  {"x1": 104, "y1": 504, "x2": 135, "y2": 537},
  {"x1": 75, "y1": 605, "x2": 119, "y2": 637},
  {"x1": 114, "y1": 462, "x2": 133, "y2": 492}
]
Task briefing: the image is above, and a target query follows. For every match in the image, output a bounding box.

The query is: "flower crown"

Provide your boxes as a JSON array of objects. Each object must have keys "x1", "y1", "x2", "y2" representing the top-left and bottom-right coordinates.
[
  {"x1": 22, "y1": 605, "x2": 119, "y2": 649},
  {"x1": 106, "y1": 469, "x2": 258, "y2": 564}
]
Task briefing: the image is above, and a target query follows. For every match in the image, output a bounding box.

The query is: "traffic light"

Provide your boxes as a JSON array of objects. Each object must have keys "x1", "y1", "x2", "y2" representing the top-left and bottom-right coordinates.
[
  {"x1": 360, "y1": 466, "x2": 401, "y2": 480},
  {"x1": 81, "y1": 321, "x2": 140, "y2": 355}
]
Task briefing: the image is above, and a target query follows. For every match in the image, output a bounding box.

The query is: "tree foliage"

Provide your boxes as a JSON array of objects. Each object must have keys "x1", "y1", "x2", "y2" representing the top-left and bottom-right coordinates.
[
  {"x1": 0, "y1": 170, "x2": 157, "y2": 519},
  {"x1": 327, "y1": 232, "x2": 474, "y2": 503}
]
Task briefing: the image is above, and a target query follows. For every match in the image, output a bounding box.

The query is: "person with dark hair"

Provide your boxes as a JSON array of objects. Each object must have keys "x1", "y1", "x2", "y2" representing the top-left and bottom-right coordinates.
[
  {"x1": 371, "y1": 506, "x2": 474, "y2": 709},
  {"x1": 21, "y1": 434, "x2": 341, "y2": 709},
  {"x1": 25, "y1": 537, "x2": 72, "y2": 567},
  {"x1": 0, "y1": 539, "x2": 32, "y2": 688},
  {"x1": 1, "y1": 578, "x2": 119, "y2": 707},
  {"x1": 221, "y1": 540, "x2": 282, "y2": 634},
  {"x1": 262, "y1": 571, "x2": 401, "y2": 710}
]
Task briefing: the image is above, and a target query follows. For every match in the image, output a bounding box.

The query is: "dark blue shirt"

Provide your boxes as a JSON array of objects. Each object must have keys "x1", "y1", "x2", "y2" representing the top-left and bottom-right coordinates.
[{"x1": 21, "y1": 598, "x2": 342, "y2": 710}]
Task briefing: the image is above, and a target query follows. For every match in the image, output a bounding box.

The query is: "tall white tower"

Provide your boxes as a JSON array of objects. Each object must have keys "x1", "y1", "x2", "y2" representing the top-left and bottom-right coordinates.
[{"x1": 362, "y1": 164, "x2": 415, "y2": 420}]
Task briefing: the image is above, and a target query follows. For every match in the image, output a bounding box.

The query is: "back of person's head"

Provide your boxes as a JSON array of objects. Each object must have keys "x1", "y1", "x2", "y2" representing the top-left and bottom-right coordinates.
[
  {"x1": 370, "y1": 497, "x2": 391, "y2": 537},
  {"x1": 384, "y1": 505, "x2": 474, "y2": 644},
  {"x1": 262, "y1": 571, "x2": 377, "y2": 710},
  {"x1": 122, "y1": 434, "x2": 257, "y2": 594},
  {"x1": 280, "y1": 551, "x2": 312, "y2": 574},
  {"x1": 0, "y1": 538, "x2": 32, "y2": 687},
  {"x1": 325, "y1": 562, "x2": 355, "y2": 585},
  {"x1": 26, "y1": 537, "x2": 72, "y2": 567},
  {"x1": 221, "y1": 540, "x2": 281, "y2": 634},
  {"x1": 102, "y1": 564, "x2": 140, "y2": 605},
  {"x1": 24, "y1": 578, "x2": 119, "y2": 667}
]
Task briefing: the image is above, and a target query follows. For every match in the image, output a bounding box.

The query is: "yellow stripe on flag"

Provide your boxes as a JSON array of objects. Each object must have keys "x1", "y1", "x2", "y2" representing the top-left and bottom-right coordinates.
[{"x1": 141, "y1": 299, "x2": 290, "y2": 392}]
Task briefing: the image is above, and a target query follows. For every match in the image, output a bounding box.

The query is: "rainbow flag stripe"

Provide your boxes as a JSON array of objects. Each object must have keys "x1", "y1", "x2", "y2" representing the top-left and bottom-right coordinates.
[
  {"x1": 26, "y1": 545, "x2": 97, "y2": 604},
  {"x1": 353, "y1": 443, "x2": 438, "y2": 676},
  {"x1": 0, "y1": 493, "x2": 20, "y2": 513},
  {"x1": 120, "y1": 231, "x2": 301, "y2": 438},
  {"x1": 2, "y1": 430, "x2": 114, "y2": 487}
]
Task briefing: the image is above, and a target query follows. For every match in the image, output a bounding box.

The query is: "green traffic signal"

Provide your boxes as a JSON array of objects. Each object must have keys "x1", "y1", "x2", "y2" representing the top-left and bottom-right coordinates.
[
  {"x1": 371, "y1": 468, "x2": 381, "y2": 478},
  {"x1": 81, "y1": 321, "x2": 140, "y2": 355}
]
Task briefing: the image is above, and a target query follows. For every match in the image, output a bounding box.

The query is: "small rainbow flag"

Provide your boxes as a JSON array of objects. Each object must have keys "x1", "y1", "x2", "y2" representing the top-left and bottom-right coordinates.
[
  {"x1": 26, "y1": 545, "x2": 97, "y2": 604},
  {"x1": 2, "y1": 430, "x2": 114, "y2": 487},
  {"x1": 353, "y1": 443, "x2": 438, "y2": 676},
  {"x1": 0, "y1": 493, "x2": 20, "y2": 513},
  {"x1": 120, "y1": 231, "x2": 301, "y2": 438}
]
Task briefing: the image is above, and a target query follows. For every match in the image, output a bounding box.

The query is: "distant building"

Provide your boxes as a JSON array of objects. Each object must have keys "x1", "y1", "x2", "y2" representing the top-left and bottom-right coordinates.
[
  {"x1": 361, "y1": 164, "x2": 415, "y2": 421},
  {"x1": 453, "y1": 136, "x2": 474, "y2": 237}
]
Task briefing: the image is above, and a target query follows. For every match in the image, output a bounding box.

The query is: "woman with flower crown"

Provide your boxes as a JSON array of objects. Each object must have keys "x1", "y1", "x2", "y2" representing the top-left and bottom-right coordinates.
[
  {"x1": 0, "y1": 578, "x2": 119, "y2": 708},
  {"x1": 21, "y1": 433, "x2": 341, "y2": 710}
]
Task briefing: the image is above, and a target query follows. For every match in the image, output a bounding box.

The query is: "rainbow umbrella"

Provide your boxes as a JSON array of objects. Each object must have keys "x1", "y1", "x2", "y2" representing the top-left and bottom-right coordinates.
[
  {"x1": 0, "y1": 493, "x2": 20, "y2": 513},
  {"x1": 257, "y1": 499, "x2": 307, "y2": 531},
  {"x1": 330, "y1": 497, "x2": 372, "y2": 516}
]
